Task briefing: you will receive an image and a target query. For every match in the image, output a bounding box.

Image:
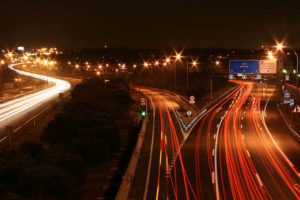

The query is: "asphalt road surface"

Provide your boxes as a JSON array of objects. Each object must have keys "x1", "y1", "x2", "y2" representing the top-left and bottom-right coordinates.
[
  {"x1": 128, "y1": 81, "x2": 300, "y2": 200},
  {"x1": 0, "y1": 63, "x2": 70, "y2": 138}
]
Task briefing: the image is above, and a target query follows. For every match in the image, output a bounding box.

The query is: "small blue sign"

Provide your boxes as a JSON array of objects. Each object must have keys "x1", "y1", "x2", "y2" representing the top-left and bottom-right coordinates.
[
  {"x1": 256, "y1": 74, "x2": 261, "y2": 79},
  {"x1": 290, "y1": 99, "x2": 295, "y2": 107},
  {"x1": 284, "y1": 96, "x2": 290, "y2": 104},
  {"x1": 242, "y1": 75, "x2": 247, "y2": 80},
  {"x1": 229, "y1": 60, "x2": 259, "y2": 74},
  {"x1": 229, "y1": 75, "x2": 235, "y2": 79}
]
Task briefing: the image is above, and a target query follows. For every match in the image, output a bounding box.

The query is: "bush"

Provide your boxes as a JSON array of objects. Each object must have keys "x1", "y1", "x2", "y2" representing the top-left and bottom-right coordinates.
[
  {"x1": 71, "y1": 136, "x2": 109, "y2": 163},
  {"x1": 17, "y1": 165, "x2": 74, "y2": 199}
]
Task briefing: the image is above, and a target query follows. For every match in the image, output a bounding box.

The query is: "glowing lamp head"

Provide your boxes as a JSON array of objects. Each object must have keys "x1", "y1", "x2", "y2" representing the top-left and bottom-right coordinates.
[
  {"x1": 175, "y1": 53, "x2": 182, "y2": 61},
  {"x1": 276, "y1": 44, "x2": 283, "y2": 50}
]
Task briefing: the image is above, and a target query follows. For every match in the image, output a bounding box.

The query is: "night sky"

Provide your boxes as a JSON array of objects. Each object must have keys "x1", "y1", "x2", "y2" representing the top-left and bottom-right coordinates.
[{"x1": 1, "y1": 0, "x2": 300, "y2": 49}]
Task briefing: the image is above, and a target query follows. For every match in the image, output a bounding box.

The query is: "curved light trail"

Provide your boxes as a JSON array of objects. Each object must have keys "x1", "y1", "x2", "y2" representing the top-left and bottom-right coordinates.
[
  {"x1": 129, "y1": 81, "x2": 299, "y2": 200},
  {"x1": 0, "y1": 63, "x2": 70, "y2": 123}
]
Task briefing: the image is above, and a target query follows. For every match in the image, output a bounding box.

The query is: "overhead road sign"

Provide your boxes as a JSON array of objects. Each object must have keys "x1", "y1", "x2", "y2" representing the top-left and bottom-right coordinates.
[
  {"x1": 242, "y1": 75, "x2": 247, "y2": 80},
  {"x1": 229, "y1": 60, "x2": 259, "y2": 74},
  {"x1": 259, "y1": 60, "x2": 277, "y2": 74}
]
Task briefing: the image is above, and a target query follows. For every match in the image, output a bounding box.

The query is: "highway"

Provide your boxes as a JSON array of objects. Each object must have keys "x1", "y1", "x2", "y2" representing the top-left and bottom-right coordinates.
[
  {"x1": 128, "y1": 81, "x2": 300, "y2": 200},
  {"x1": 0, "y1": 63, "x2": 71, "y2": 138}
]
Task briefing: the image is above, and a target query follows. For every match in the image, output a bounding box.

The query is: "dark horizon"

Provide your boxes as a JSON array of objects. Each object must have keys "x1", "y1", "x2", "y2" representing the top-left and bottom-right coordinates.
[{"x1": 1, "y1": 1, "x2": 300, "y2": 49}]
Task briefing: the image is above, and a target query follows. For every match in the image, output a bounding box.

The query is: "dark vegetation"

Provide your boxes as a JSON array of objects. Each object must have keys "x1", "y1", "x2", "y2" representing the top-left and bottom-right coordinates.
[{"x1": 0, "y1": 77, "x2": 137, "y2": 200}]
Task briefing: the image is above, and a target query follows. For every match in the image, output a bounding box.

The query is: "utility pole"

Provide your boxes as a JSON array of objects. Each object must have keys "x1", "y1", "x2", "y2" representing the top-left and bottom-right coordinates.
[
  {"x1": 210, "y1": 77, "x2": 213, "y2": 100},
  {"x1": 294, "y1": 50, "x2": 299, "y2": 131},
  {"x1": 174, "y1": 63, "x2": 177, "y2": 91},
  {"x1": 0, "y1": 63, "x2": 2, "y2": 103},
  {"x1": 186, "y1": 61, "x2": 189, "y2": 90}
]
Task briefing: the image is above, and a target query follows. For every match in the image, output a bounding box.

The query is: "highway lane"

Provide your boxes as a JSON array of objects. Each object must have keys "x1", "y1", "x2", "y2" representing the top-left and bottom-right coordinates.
[
  {"x1": 128, "y1": 88, "x2": 191, "y2": 200},
  {"x1": 0, "y1": 63, "x2": 70, "y2": 138},
  {"x1": 170, "y1": 80, "x2": 300, "y2": 200}
]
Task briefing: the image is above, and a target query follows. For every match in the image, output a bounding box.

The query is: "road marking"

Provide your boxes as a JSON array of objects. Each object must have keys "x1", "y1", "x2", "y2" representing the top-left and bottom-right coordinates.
[
  {"x1": 247, "y1": 150, "x2": 251, "y2": 157},
  {"x1": 255, "y1": 173, "x2": 263, "y2": 187},
  {"x1": 212, "y1": 171, "x2": 215, "y2": 184},
  {"x1": 143, "y1": 95, "x2": 156, "y2": 200},
  {"x1": 212, "y1": 149, "x2": 215, "y2": 157},
  {"x1": 214, "y1": 111, "x2": 228, "y2": 200}
]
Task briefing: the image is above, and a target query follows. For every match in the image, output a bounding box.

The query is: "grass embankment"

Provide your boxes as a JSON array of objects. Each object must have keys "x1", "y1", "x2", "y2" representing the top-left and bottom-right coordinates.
[{"x1": 0, "y1": 77, "x2": 141, "y2": 200}]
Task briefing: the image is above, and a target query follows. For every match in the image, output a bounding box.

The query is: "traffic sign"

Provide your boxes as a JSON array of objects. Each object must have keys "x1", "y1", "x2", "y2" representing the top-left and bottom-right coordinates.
[
  {"x1": 186, "y1": 110, "x2": 192, "y2": 117},
  {"x1": 285, "y1": 75, "x2": 290, "y2": 81},
  {"x1": 189, "y1": 96, "x2": 195, "y2": 104},
  {"x1": 256, "y1": 74, "x2": 261, "y2": 79},
  {"x1": 284, "y1": 92, "x2": 290, "y2": 97},
  {"x1": 229, "y1": 60, "x2": 259, "y2": 74},
  {"x1": 290, "y1": 99, "x2": 294, "y2": 108},
  {"x1": 242, "y1": 75, "x2": 247, "y2": 80},
  {"x1": 229, "y1": 75, "x2": 235, "y2": 79},
  {"x1": 292, "y1": 105, "x2": 300, "y2": 113},
  {"x1": 284, "y1": 96, "x2": 290, "y2": 104},
  {"x1": 259, "y1": 60, "x2": 277, "y2": 74},
  {"x1": 141, "y1": 97, "x2": 146, "y2": 106}
]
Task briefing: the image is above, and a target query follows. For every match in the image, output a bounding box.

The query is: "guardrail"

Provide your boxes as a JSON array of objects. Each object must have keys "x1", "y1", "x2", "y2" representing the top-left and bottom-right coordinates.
[
  {"x1": 115, "y1": 119, "x2": 146, "y2": 200},
  {"x1": 276, "y1": 102, "x2": 300, "y2": 142},
  {"x1": 0, "y1": 91, "x2": 70, "y2": 150},
  {"x1": 175, "y1": 84, "x2": 239, "y2": 132},
  {"x1": 1, "y1": 84, "x2": 54, "y2": 104}
]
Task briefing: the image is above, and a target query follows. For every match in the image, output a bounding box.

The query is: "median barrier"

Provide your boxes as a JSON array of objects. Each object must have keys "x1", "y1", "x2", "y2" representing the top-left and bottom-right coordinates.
[{"x1": 115, "y1": 119, "x2": 146, "y2": 200}]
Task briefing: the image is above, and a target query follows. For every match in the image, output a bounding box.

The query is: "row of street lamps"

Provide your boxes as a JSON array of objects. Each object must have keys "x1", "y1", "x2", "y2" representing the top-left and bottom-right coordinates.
[{"x1": 142, "y1": 52, "x2": 221, "y2": 91}]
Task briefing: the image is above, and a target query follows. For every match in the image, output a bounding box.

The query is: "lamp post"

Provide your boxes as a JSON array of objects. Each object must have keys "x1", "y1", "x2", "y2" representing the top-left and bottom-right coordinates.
[
  {"x1": 143, "y1": 62, "x2": 152, "y2": 86},
  {"x1": 0, "y1": 60, "x2": 4, "y2": 103},
  {"x1": 186, "y1": 60, "x2": 197, "y2": 90},
  {"x1": 174, "y1": 52, "x2": 182, "y2": 91},
  {"x1": 162, "y1": 62, "x2": 166, "y2": 88}
]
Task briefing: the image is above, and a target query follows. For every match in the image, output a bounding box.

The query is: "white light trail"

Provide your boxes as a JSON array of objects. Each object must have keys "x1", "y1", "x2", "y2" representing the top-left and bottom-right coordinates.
[{"x1": 0, "y1": 63, "x2": 70, "y2": 122}]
